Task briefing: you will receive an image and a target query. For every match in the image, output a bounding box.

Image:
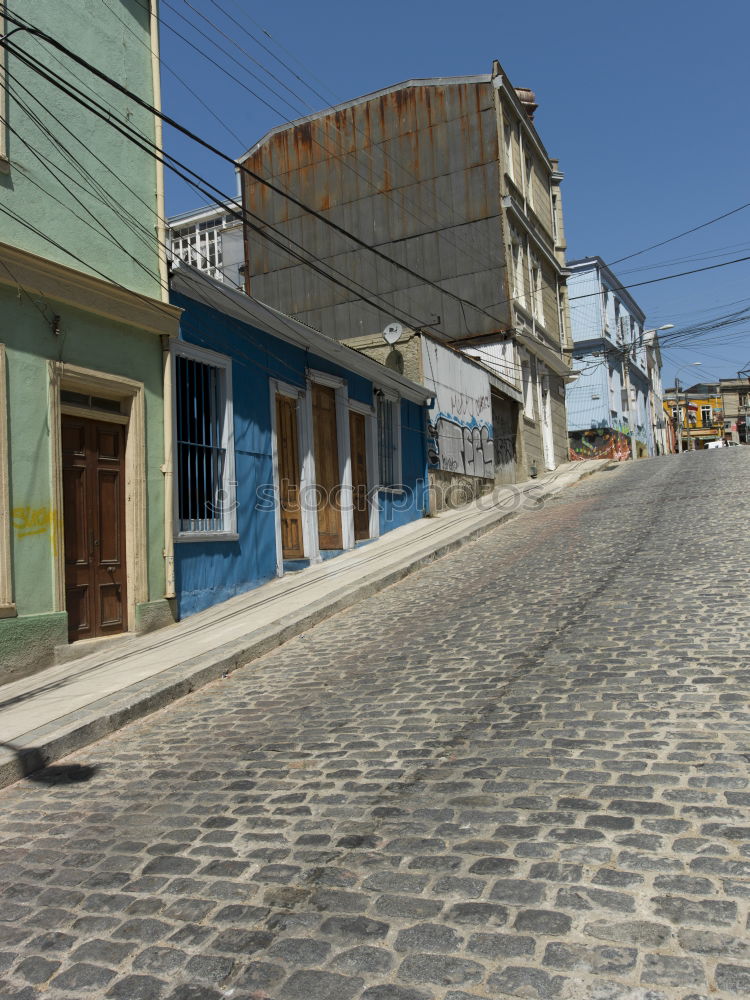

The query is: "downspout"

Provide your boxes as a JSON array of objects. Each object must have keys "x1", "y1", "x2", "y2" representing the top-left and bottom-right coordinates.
[
  {"x1": 162, "y1": 336, "x2": 176, "y2": 599},
  {"x1": 150, "y1": 2, "x2": 175, "y2": 599}
]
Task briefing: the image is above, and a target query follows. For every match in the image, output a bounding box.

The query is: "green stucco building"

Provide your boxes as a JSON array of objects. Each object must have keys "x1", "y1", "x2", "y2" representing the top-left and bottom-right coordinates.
[{"x1": 0, "y1": 1, "x2": 180, "y2": 680}]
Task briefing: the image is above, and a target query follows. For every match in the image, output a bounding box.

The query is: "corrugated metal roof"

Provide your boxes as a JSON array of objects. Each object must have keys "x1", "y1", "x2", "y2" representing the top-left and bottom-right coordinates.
[{"x1": 236, "y1": 75, "x2": 492, "y2": 163}]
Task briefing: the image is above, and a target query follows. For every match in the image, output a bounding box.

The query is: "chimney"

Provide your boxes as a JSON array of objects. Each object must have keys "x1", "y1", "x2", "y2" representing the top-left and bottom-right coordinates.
[{"x1": 515, "y1": 87, "x2": 538, "y2": 122}]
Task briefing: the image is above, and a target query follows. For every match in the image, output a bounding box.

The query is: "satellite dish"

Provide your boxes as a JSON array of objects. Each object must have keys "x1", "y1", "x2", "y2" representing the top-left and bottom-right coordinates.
[{"x1": 382, "y1": 322, "x2": 403, "y2": 346}]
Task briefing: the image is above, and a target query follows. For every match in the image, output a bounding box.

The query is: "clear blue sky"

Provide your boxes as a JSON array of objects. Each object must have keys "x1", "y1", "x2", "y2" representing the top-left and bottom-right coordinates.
[{"x1": 160, "y1": 0, "x2": 750, "y2": 387}]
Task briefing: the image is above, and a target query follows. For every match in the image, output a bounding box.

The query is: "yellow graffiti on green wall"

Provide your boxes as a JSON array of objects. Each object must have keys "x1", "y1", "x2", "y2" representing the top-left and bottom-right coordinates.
[{"x1": 12, "y1": 507, "x2": 62, "y2": 556}]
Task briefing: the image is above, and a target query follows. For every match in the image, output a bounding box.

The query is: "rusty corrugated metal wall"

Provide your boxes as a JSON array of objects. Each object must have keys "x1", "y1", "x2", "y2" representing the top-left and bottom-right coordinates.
[{"x1": 240, "y1": 80, "x2": 511, "y2": 341}]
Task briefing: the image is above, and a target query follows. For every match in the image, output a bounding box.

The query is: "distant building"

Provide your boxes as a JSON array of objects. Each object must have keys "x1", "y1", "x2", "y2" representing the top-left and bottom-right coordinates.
[
  {"x1": 644, "y1": 330, "x2": 671, "y2": 455},
  {"x1": 235, "y1": 61, "x2": 573, "y2": 495},
  {"x1": 664, "y1": 383, "x2": 724, "y2": 450},
  {"x1": 718, "y1": 377, "x2": 750, "y2": 444},
  {"x1": 566, "y1": 257, "x2": 657, "y2": 461},
  {"x1": 167, "y1": 200, "x2": 245, "y2": 290}
]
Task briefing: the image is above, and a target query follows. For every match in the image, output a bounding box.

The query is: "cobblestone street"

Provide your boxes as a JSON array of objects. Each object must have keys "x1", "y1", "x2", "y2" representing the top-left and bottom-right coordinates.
[{"x1": 1, "y1": 450, "x2": 749, "y2": 1000}]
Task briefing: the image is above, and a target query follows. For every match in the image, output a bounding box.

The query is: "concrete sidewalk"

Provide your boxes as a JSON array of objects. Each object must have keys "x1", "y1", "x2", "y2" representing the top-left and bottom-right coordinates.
[{"x1": 0, "y1": 459, "x2": 616, "y2": 788}]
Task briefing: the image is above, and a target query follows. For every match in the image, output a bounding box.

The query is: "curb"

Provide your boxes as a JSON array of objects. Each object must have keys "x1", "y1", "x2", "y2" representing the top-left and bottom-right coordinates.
[{"x1": 0, "y1": 461, "x2": 613, "y2": 789}]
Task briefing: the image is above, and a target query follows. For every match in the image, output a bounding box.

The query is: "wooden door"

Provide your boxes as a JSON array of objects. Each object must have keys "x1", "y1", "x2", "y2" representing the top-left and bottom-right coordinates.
[
  {"x1": 275, "y1": 393, "x2": 304, "y2": 559},
  {"x1": 312, "y1": 384, "x2": 343, "y2": 550},
  {"x1": 62, "y1": 415, "x2": 127, "y2": 642},
  {"x1": 349, "y1": 410, "x2": 369, "y2": 541}
]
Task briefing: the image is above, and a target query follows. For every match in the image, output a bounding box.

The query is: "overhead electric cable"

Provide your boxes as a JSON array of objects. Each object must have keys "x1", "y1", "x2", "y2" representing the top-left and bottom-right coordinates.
[
  {"x1": 608, "y1": 201, "x2": 750, "y2": 267},
  {"x1": 3, "y1": 12, "x2": 511, "y2": 333}
]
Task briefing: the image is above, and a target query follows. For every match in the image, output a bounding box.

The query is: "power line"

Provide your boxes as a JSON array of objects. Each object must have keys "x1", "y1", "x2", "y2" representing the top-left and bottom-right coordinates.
[
  {"x1": 569, "y1": 254, "x2": 750, "y2": 302},
  {"x1": 2, "y1": 55, "x2": 437, "y2": 336},
  {"x1": 608, "y1": 201, "x2": 750, "y2": 267},
  {"x1": 3, "y1": 11, "x2": 511, "y2": 334},
  {"x1": 151, "y1": 0, "x2": 504, "y2": 280}
]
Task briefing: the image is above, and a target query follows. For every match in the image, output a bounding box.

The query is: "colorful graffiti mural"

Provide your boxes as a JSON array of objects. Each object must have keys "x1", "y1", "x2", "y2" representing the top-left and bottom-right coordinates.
[{"x1": 569, "y1": 429, "x2": 631, "y2": 462}]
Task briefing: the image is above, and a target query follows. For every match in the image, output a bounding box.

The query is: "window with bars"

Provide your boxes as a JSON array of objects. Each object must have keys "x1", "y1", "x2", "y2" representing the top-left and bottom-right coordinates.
[
  {"x1": 174, "y1": 346, "x2": 236, "y2": 536},
  {"x1": 377, "y1": 394, "x2": 401, "y2": 488}
]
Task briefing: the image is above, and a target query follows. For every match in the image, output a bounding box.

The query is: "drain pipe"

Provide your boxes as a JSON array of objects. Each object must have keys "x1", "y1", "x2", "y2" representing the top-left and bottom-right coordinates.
[{"x1": 162, "y1": 336, "x2": 176, "y2": 600}]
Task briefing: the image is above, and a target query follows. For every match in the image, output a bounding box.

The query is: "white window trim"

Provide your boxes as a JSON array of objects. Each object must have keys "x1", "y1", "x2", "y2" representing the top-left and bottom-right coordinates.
[
  {"x1": 503, "y1": 114, "x2": 515, "y2": 183},
  {"x1": 172, "y1": 340, "x2": 237, "y2": 542},
  {"x1": 531, "y1": 256, "x2": 545, "y2": 327},
  {"x1": 525, "y1": 155, "x2": 534, "y2": 212},
  {"x1": 376, "y1": 389, "x2": 403, "y2": 493},
  {"x1": 0, "y1": 345, "x2": 14, "y2": 617},
  {"x1": 269, "y1": 378, "x2": 318, "y2": 576},
  {"x1": 349, "y1": 398, "x2": 380, "y2": 541},
  {"x1": 521, "y1": 355, "x2": 535, "y2": 421},
  {"x1": 307, "y1": 369, "x2": 355, "y2": 552}
]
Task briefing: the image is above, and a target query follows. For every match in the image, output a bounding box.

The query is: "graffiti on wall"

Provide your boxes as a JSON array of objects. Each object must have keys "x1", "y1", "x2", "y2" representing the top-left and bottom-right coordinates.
[
  {"x1": 569, "y1": 430, "x2": 631, "y2": 462},
  {"x1": 422, "y1": 340, "x2": 494, "y2": 480},
  {"x1": 12, "y1": 506, "x2": 62, "y2": 555}
]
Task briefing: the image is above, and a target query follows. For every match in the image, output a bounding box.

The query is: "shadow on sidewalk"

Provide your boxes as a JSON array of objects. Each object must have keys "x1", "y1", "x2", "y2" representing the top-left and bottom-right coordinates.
[{"x1": 1, "y1": 741, "x2": 100, "y2": 784}]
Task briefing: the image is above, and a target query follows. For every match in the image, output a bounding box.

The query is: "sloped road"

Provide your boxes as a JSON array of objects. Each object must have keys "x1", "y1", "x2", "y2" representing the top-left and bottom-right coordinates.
[{"x1": 1, "y1": 450, "x2": 749, "y2": 1000}]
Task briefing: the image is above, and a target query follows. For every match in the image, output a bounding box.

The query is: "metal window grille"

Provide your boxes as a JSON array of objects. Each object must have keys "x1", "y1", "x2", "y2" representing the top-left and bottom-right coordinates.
[
  {"x1": 377, "y1": 397, "x2": 397, "y2": 486},
  {"x1": 176, "y1": 355, "x2": 227, "y2": 532}
]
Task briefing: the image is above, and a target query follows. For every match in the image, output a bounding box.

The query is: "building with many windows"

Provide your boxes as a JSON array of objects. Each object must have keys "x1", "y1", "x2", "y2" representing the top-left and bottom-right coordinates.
[
  {"x1": 566, "y1": 257, "x2": 658, "y2": 460},
  {"x1": 167, "y1": 200, "x2": 245, "y2": 290},
  {"x1": 235, "y1": 60, "x2": 573, "y2": 494}
]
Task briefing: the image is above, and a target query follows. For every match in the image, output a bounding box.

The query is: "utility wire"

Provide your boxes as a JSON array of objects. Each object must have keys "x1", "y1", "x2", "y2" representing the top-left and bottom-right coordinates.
[
  {"x1": 146, "y1": 0, "x2": 504, "y2": 279},
  {"x1": 608, "y1": 201, "x2": 750, "y2": 267},
  {"x1": 4, "y1": 11, "x2": 511, "y2": 333}
]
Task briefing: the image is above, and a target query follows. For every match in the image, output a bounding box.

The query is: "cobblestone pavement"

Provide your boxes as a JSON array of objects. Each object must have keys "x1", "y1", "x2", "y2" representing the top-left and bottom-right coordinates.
[{"x1": 2, "y1": 450, "x2": 750, "y2": 1000}]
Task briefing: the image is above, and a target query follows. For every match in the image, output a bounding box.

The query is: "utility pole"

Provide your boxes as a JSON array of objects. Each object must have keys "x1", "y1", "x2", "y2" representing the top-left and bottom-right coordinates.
[
  {"x1": 674, "y1": 377, "x2": 683, "y2": 453},
  {"x1": 685, "y1": 384, "x2": 692, "y2": 452}
]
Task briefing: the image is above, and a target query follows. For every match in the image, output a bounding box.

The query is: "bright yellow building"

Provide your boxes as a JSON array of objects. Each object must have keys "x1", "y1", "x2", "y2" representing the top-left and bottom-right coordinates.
[{"x1": 664, "y1": 383, "x2": 724, "y2": 450}]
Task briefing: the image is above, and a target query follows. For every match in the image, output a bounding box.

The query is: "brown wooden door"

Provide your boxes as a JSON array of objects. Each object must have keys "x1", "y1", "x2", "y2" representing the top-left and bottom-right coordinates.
[
  {"x1": 349, "y1": 410, "x2": 369, "y2": 541},
  {"x1": 275, "y1": 393, "x2": 304, "y2": 559},
  {"x1": 62, "y1": 415, "x2": 127, "y2": 642},
  {"x1": 312, "y1": 384, "x2": 343, "y2": 550}
]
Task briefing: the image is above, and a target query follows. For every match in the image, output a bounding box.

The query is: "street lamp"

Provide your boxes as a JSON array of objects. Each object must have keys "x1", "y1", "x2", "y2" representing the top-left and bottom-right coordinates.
[{"x1": 672, "y1": 361, "x2": 702, "y2": 452}]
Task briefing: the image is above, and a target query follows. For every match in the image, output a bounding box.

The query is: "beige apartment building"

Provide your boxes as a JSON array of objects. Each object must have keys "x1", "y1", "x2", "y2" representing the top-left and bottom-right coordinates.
[{"x1": 236, "y1": 59, "x2": 573, "y2": 498}]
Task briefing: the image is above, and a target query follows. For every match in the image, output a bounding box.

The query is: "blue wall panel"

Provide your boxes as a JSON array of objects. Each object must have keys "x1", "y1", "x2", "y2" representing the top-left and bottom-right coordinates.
[
  {"x1": 171, "y1": 291, "x2": 427, "y2": 617},
  {"x1": 379, "y1": 399, "x2": 428, "y2": 534}
]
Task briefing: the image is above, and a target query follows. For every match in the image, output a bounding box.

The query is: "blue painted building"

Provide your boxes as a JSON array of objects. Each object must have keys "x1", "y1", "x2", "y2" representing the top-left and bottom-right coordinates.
[
  {"x1": 565, "y1": 257, "x2": 655, "y2": 461},
  {"x1": 169, "y1": 265, "x2": 431, "y2": 618}
]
